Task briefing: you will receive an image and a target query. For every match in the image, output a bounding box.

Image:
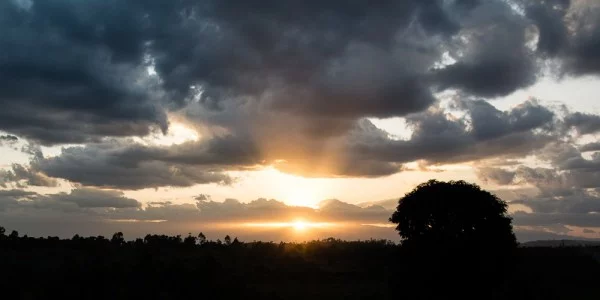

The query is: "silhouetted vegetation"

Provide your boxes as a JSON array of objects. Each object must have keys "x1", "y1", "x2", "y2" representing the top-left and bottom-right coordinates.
[{"x1": 1, "y1": 226, "x2": 599, "y2": 299}]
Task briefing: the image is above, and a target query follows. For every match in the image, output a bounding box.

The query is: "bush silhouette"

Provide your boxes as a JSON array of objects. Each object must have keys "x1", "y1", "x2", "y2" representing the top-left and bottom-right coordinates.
[{"x1": 390, "y1": 179, "x2": 517, "y2": 251}]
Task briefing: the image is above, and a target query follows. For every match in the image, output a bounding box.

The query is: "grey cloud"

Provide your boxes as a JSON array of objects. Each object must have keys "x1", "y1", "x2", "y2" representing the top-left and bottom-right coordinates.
[
  {"x1": 0, "y1": 164, "x2": 59, "y2": 188},
  {"x1": 456, "y1": 99, "x2": 555, "y2": 140},
  {"x1": 0, "y1": 134, "x2": 18, "y2": 146},
  {"x1": 33, "y1": 140, "x2": 233, "y2": 190},
  {"x1": 347, "y1": 99, "x2": 557, "y2": 168},
  {"x1": 48, "y1": 188, "x2": 141, "y2": 209},
  {"x1": 0, "y1": 187, "x2": 139, "y2": 212},
  {"x1": 0, "y1": 189, "x2": 37, "y2": 211},
  {"x1": 525, "y1": 0, "x2": 571, "y2": 56},
  {"x1": 513, "y1": 194, "x2": 600, "y2": 214},
  {"x1": 563, "y1": 2, "x2": 600, "y2": 75},
  {"x1": 477, "y1": 167, "x2": 516, "y2": 185},
  {"x1": 512, "y1": 211, "x2": 600, "y2": 228},
  {"x1": 433, "y1": 1, "x2": 538, "y2": 97},
  {"x1": 580, "y1": 142, "x2": 600, "y2": 152},
  {"x1": 525, "y1": 0, "x2": 600, "y2": 75},
  {"x1": 564, "y1": 112, "x2": 600, "y2": 135}
]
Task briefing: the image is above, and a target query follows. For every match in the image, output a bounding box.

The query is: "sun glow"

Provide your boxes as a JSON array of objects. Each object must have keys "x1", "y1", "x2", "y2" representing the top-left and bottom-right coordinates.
[{"x1": 286, "y1": 189, "x2": 321, "y2": 208}]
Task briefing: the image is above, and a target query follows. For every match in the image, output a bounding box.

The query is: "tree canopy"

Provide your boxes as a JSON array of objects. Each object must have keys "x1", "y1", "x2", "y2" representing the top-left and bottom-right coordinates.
[{"x1": 389, "y1": 180, "x2": 517, "y2": 250}]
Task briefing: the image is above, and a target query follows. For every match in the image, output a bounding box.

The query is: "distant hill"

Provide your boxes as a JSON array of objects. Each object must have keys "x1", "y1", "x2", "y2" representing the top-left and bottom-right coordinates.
[{"x1": 520, "y1": 240, "x2": 600, "y2": 247}]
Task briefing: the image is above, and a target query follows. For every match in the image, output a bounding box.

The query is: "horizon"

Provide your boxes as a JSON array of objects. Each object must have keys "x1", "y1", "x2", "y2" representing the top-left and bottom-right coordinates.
[{"x1": 2, "y1": 0, "x2": 600, "y2": 242}]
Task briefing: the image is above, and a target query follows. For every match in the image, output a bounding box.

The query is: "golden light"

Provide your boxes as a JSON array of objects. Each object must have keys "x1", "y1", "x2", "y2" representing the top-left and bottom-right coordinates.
[{"x1": 239, "y1": 220, "x2": 337, "y2": 231}]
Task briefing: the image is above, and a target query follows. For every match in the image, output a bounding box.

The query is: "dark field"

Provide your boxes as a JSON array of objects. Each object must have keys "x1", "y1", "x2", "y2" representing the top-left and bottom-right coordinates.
[{"x1": 1, "y1": 233, "x2": 599, "y2": 300}]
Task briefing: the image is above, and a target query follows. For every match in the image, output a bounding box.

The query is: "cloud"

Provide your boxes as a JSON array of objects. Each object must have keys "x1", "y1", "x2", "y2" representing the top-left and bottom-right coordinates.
[
  {"x1": 564, "y1": 112, "x2": 600, "y2": 135},
  {"x1": 580, "y1": 142, "x2": 600, "y2": 152},
  {"x1": 524, "y1": 0, "x2": 600, "y2": 75},
  {"x1": 345, "y1": 99, "x2": 557, "y2": 168},
  {"x1": 433, "y1": 1, "x2": 538, "y2": 97},
  {"x1": 0, "y1": 134, "x2": 18, "y2": 146},
  {"x1": 477, "y1": 167, "x2": 516, "y2": 185},
  {"x1": 1, "y1": 0, "x2": 596, "y2": 147},
  {"x1": 0, "y1": 187, "x2": 140, "y2": 211},
  {"x1": 32, "y1": 140, "x2": 233, "y2": 190},
  {"x1": 0, "y1": 164, "x2": 59, "y2": 188},
  {"x1": 48, "y1": 188, "x2": 141, "y2": 209},
  {"x1": 0, "y1": 0, "x2": 169, "y2": 145}
]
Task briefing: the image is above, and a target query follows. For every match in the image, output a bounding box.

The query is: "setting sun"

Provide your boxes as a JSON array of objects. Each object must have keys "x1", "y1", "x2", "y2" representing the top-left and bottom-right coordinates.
[{"x1": 292, "y1": 220, "x2": 308, "y2": 231}]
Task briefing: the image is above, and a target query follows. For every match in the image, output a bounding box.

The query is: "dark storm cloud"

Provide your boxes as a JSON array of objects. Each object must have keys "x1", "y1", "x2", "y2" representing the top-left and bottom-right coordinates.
[
  {"x1": 0, "y1": 0, "x2": 465, "y2": 145},
  {"x1": 2, "y1": 0, "x2": 600, "y2": 183},
  {"x1": 433, "y1": 1, "x2": 538, "y2": 97},
  {"x1": 1, "y1": 0, "x2": 574, "y2": 146},
  {"x1": 0, "y1": 0, "x2": 168, "y2": 144}
]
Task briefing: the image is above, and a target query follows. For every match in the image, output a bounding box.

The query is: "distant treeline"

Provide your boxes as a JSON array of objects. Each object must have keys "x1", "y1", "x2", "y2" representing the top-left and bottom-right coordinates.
[{"x1": 1, "y1": 227, "x2": 599, "y2": 300}]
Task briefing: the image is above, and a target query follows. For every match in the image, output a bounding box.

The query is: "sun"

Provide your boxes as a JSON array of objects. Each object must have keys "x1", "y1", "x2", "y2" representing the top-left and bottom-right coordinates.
[{"x1": 292, "y1": 220, "x2": 308, "y2": 231}]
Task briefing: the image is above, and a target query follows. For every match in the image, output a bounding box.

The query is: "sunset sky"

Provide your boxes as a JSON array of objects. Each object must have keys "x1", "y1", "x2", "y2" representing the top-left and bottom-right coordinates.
[{"x1": 1, "y1": 0, "x2": 600, "y2": 242}]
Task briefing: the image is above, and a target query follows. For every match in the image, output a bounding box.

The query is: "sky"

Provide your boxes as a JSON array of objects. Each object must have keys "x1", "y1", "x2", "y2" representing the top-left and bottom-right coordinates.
[{"x1": 1, "y1": 0, "x2": 600, "y2": 242}]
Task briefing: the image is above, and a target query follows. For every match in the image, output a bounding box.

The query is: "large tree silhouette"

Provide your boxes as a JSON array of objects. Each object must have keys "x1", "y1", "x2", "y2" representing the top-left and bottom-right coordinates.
[{"x1": 390, "y1": 180, "x2": 517, "y2": 250}]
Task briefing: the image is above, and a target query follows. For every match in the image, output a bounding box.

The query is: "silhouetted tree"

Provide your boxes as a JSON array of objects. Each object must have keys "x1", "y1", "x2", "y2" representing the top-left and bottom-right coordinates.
[
  {"x1": 390, "y1": 180, "x2": 517, "y2": 250},
  {"x1": 111, "y1": 232, "x2": 125, "y2": 245},
  {"x1": 198, "y1": 232, "x2": 207, "y2": 245},
  {"x1": 224, "y1": 235, "x2": 232, "y2": 246},
  {"x1": 9, "y1": 230, "x2": 19, "y2": 240},
  {"x1": 184, "y1": 233, "x2": 197, "y2": 246}
]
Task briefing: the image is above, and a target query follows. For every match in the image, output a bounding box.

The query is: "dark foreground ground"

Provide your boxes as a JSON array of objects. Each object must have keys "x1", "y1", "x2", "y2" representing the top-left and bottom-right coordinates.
[{"x1": 1, "y1": 235, "x2": 599, "y2": 300}]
